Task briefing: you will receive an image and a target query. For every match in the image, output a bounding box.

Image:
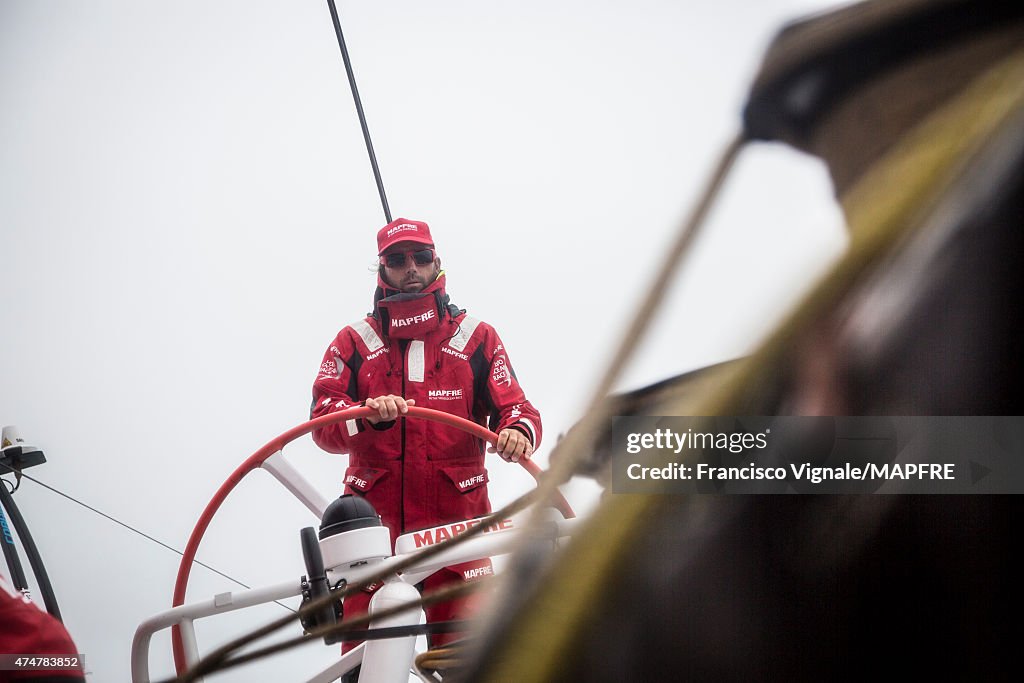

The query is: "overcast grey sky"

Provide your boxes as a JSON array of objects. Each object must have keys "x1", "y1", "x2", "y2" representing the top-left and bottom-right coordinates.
[{"x1": 1, "y1": 1, "x2": 848, "y2": 680}]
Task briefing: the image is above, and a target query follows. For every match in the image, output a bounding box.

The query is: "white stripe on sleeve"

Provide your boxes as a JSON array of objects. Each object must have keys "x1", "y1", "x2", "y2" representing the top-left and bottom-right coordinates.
[{"x1": 517, "y1": 418, "x2": 537, "y2": 445}]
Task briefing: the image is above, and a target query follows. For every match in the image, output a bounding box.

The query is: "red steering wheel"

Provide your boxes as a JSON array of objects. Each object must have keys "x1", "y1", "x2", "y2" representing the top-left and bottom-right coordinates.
[{"x1": 170, "y1": 405, "x2": 574, "y2": 673}]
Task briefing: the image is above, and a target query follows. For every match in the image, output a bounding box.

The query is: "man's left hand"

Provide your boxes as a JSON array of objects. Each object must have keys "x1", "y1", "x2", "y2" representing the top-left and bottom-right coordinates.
[{"x1": 493, "y1": 428, "x2": 533, "y2": 463}]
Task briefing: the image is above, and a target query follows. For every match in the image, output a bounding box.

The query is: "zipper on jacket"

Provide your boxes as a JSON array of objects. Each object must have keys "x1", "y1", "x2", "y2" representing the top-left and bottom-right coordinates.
[{"x1": 399, "y1": 339, "x2": 407, "y2": 534}]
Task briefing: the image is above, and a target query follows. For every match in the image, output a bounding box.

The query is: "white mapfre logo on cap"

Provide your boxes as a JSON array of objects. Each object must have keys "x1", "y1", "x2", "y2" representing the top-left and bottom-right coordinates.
[{"x1": 386, "y1": 223, "x2": 420, "y2": 238}]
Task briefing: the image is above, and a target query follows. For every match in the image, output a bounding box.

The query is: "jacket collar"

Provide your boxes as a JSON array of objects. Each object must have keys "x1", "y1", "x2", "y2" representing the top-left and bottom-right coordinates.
[{"x1": 373, "y1": 272, "x2": 452, "y2": 339}]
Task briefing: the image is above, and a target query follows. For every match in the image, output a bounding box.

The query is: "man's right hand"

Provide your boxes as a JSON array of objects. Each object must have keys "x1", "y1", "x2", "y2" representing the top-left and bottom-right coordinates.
[{"x1": 364, "y1": 395, "x2": 415, "y2": 424}]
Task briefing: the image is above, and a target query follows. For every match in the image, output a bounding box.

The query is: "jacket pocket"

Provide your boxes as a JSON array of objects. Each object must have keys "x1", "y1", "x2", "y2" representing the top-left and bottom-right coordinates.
[
  {"x1": 436, "y1": 465, "x2": 490, "y2": 524},
  {"x1": 342, "y1": 466, "x2": 389, "y2": 494},
  {"x1": 439, "y1": 465, "x2": 489, "y2": 493}
]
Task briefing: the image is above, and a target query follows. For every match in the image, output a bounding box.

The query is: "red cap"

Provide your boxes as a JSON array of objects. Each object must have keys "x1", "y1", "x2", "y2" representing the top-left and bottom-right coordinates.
[{"x1": 377, "y1": 218, "x2": 434, "y2": 255}]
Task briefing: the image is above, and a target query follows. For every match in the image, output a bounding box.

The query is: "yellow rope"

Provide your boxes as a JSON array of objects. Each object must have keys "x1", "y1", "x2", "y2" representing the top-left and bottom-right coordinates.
[{"x1": 415, "y1": 642, "x2": 470, "y2": 675}]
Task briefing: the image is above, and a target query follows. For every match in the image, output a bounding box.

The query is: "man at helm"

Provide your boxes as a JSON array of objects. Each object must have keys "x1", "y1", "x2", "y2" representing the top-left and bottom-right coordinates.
[{"x1": 310, "y1": 217, "x2": 542, "y2": 649}]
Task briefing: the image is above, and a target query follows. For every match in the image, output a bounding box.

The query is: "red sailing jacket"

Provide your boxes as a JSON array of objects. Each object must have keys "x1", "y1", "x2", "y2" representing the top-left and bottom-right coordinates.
[
  {"x1": 0, "y1": 576, "x2": 85, "y2": 682},
  {"x1": 310, "y1": 274, "x2": 542, "y2": 541}
]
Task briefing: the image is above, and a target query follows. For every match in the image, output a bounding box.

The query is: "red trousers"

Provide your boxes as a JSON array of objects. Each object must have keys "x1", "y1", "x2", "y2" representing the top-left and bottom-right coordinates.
[{"x1": 341, "y1": 559, "x2": 493, "y2": 652}]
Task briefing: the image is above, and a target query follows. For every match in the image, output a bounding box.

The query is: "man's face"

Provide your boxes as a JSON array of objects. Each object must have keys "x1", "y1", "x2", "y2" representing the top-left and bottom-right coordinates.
[{"x1": 380, "y1": 241, "x2": 441, "y2": 293}]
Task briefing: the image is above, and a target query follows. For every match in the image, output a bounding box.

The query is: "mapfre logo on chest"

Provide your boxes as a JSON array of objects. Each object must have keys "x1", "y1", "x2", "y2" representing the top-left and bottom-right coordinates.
[{"x1": 428, "y1": 388, "x2": 463, "y2": 401}]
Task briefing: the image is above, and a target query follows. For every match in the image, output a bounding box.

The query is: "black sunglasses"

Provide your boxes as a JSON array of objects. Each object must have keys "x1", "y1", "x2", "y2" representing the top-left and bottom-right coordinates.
[{"x1": 380, "y1": 248, "x2": 435, "y2": 268}]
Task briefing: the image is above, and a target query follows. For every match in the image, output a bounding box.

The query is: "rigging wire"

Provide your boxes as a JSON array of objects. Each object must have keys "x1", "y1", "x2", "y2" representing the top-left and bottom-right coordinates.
[
  {"x1": 326, "y1": 0, "x2": 392, "y2": 223},
  {"x1": 0, "y1": 464, "x2": 295, "y2": 614}
]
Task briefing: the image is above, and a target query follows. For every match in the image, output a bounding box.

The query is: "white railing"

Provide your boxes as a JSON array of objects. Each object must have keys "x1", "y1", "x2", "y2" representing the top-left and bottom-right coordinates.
[{"x1": 131, "y1": 515, "x2": 578, "y2": 683}]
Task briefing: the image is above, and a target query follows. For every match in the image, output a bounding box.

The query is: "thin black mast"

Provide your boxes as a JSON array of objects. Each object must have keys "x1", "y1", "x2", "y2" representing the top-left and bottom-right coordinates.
[{"x1": 326, "y1": 0, "x2": 393, "y2": 224}]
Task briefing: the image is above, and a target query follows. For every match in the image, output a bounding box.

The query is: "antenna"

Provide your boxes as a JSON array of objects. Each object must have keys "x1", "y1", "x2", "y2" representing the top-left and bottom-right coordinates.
[{"x1": 326, "y1": 0, "x2": 393, "y2": 224}]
